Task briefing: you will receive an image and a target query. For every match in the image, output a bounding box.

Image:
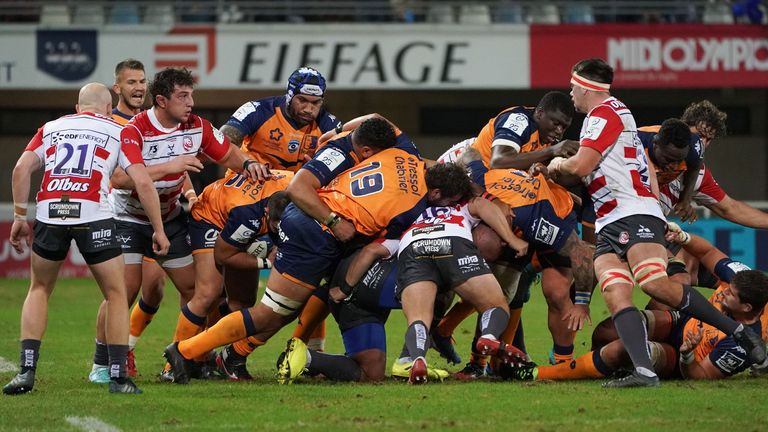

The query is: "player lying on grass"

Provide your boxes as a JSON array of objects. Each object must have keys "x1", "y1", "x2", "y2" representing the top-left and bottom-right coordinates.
[{"x1": 502, "y1": 226, "x2": 768, "y2": 382}]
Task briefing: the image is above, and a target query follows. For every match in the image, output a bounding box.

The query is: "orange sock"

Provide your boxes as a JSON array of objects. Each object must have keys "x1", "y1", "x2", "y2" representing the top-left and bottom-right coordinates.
[
  {"x1": 291, "y1": 295, "x2": 330, "y2": 342},
  {"x1": 232, "y1": 336, "x2": 265, "y2": 357},
  {"x1": 174, "y1": 305, "x2": 205, "y2": 342},
  {"x1": 437, "y1": 300, "x2": 476, "y2": 337},
  {"x1": 536, "y1": 351, "x2": 605, "y2": 381},
  {"x1": 178, "y1": 311, "x2": 248, "y2": 360},
  {"x1": 499, "y1": 308, "x2": 523, "y2": 344},
  {"x1": 129, "y1": 298, "x2": 158, "y2": 338}
]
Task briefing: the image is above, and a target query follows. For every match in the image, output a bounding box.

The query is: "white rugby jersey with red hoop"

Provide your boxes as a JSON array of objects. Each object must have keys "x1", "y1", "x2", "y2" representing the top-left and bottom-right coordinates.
[
  {"x1": 26, "y1": 112, "x2": 144, "y2": 225},
  {"x1": 380, "y1": 202, "x2": 479, "y2": 257},
  {"x1": 580, "y1": 97, "x2": 664, "y2": 232},
  {"x1": 659, "y1": 165, "x2": 725, "y2": 215},
  {"x1": 110, "y1": 108, "x2": 230, "y2": 224},
  {"x1": 436, "y1": 138, "x2": 476, "y2": 164}
]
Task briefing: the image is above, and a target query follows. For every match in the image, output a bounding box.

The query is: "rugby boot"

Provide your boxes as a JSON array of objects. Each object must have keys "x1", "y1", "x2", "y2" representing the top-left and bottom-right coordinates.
[
  {"x1": 497, "y1": 361, "x2": 538, "y2": 381},
  {"x1": 126, "y1": 349, "x2": 138, "y2": 378},
  {"x1": 732, "y1": 325, "x2": 767, "y2": 366},
  {"x1": 602, "y1": 370, "x2": 660, "y2": 388},
  {"x1": 430, "y1": 329, "x2": 462, "y2": 365},
  {"x1": 163, "y1": 342, "x2": 192, "y2": 384},
  {"x1": 454, "y1": 362, "x2": 486, "y2": 380},
  {"x1": 109, "y1": 378, "x2": 143, "y2": 394},
  {"x1": 391, "y1": 359, "x2": 449, "y2": 381},
  {"x1": 475, "y1": 337, "x2": 526, "y2": 364},
  {"x1": 88, "y1": 366, "x2": 110, "y2": 384},
  {"x1": 408, "y1": 357, "x2": 428, "y2": 385},
  {"x1": 276, "y1": 337, "x2": 308, "y2": 384},
  {"x1": 216, "y1": 346, "x2": 253, "y2": 381},
  {"x1": 3, "y1": 370, "x2": 35, "y2": 395},
  {"x1": 158, "y1": 362, "x2": 174, "y2": 383}
]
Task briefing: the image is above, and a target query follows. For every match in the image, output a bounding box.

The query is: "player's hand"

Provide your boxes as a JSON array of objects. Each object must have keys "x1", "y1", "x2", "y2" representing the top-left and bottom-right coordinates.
[
  {"x1": 508, "y1": 237, "x2": 528, "y2": 258},
  {"x1": 243, "y1": 160, "x2": 271, "y2": 182},
  {"x1": 665, "y1": 221, "x2": 691, "y2": 244},
  {"x1": 547, "y1": 157, "x2": 567, "y2": 174},
  {"x1": 528, "y1": 162, "x2": 548, "y2": 177},
  {"x1": 673, "y1": 201, "x2": 697, "y2": 223},
  {"x1": 563, "y1": 304, "x2": 591, "y2": 331},
  {"x1": 552, "y1": 140, "x2": 579, "y2": 158},
  {"x1": 170, "y1": 155, "x2": 204, "y2": 174},
  {"x1": 152, "y1": 231, "x2": 171, "y2": 256},
  {"x1": 331, "y1": 218, "x2": 356, "y2": 242},
  {"x1": 329, "y1": 286, "x2": 348, "y2": 303},
  {"x1": 9, "y1": 220, "x2": 30, "y2": 254},
  {"x1": 679, "y1": 325, "x2": 704, "y2": 353}
]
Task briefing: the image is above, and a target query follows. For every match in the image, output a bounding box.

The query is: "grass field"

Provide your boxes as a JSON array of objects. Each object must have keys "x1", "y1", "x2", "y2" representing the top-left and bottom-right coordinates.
[{"x1": 1, "y1": 277, "x2": 766, "y2": 431}]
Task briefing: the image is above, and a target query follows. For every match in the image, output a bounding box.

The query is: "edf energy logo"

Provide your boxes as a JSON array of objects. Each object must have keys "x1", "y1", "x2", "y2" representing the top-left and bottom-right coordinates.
[{"x1": 36, "y1": 30, "x2": 97, "y2": 82}]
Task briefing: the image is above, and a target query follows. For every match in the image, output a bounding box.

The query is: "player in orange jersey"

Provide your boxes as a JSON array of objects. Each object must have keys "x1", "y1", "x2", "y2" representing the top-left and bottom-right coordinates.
[
  {"x1": 220, "y1": 67, "x2": 342, "y2": 172},
  {"x1": 163, "y1": 118, "x2": 466, "y2": 384},
  {"x1": 504, "y1": 229, "x2": 768, "y2": 382},
  {"x1": 470, "y1": 91, "x2": 577, "y2": 170}
]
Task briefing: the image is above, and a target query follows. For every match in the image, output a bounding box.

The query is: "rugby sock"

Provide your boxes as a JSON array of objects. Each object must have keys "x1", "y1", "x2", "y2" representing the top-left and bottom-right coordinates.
[
  {"x1": 129, "y1": 298, "x2": 159, "y2": 349},
  {"x1": 552, "y1": 344, "x2": 574, "y2": 364},
  {"x1": 676, "y1": 285, "x2": 739, "y2": 334},
  {"x1": 436, "y1": 300, "x2": 475, "y2": 337},
  {"x1": 291, "y1": 294, "x2": 329, "y2": 348},
  {"x1": 178, "y1": 310, "x2": 252, "y2": 360},
  {"x1": 107, "y1": 344, "x2": 129, "y2": 380},
  {"x1": 612, "y1": 307, "x2": 657, "y2": 376},
  {"x1": 174, "y1": 305, "x2": 205, "y2": 342},
  {"x1": 307, "y1": 321, "x2": 326, "y2": 351},
  {"x1": 306, "y1": 350, "x2": 362, "y2": 382},
  {"x1": 232, "y1": 336, "x2": 265, "y2": 357},
  {"x1": 512, "y1": 318, "x2": 527, "y2": 354},
  {"x1": 19, "y1": 339, "x2": 40, "y2": 373},
  {"x1": 93, "y1": 339, "x2": 109, "y2": 367},
  {"x1": 405, "y1": 321, "x2": 430, "y2": 360},
  {"x1": 477, "y1": 307, "x2": 509, "y2": 339},
  {"x1": 499, "y1": 308, "x2": 523, "y2": 345},
  {"x1": 537, "y1": 350, "x2": 607, "y2": 380}
]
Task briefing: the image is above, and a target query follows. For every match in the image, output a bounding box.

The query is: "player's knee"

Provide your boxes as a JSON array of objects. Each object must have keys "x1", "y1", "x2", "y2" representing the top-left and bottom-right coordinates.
[
  {"x1": 260, "y1": 287, "x2": 303, "y2": 317},
  {"x1": 632, "y1": 258, "x2": 668, "y2": 295},
  {"x1": 543, "y1": 286, "x2": 570, "y2": 309}
]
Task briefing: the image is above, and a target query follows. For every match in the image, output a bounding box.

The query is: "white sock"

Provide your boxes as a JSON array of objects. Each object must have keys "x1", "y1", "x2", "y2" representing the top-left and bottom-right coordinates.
[
  {"x1": 128, "y1": 335, "x2": 139, "y2": 350},
  {"x1": 636, "y1": 367, "x2": 657, "y2": 378}
]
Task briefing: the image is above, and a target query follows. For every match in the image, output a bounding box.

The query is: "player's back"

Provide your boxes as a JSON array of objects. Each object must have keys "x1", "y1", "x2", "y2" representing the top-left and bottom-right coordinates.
[
  {"x1": 192, "y1": 170, "x2": 294, "y2": 229},
  {"x1": 471, "y1": 106, "x2": 544, "y2": 166},
  {"x1": 319, "y1": 147, "x2": 428, "y2": 238},
  {"x1": 29, "y1": 112, "x2": 131, "y2": 224}
]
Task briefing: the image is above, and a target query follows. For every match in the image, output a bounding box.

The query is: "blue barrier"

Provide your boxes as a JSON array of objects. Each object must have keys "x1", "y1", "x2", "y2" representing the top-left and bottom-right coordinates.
[{"x1": 680, "y1": 218, "x2": 768, "y2": 271}]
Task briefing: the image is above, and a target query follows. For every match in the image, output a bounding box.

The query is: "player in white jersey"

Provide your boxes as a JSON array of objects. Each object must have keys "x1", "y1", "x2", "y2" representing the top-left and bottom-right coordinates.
[
  {"x1": 3, "y1": 83, "x2": 169, "y2": 396},
  {"x1": 546, "y1": 58, "x2": 767, "y2": 387},
  {"x1": 102, "y1": 67, "x2": 269, "y2": 379},
  {"x1": 371, "y1": 164, "x2": 528, "y2": 383},
  {"x1": 436, "y1": 138, "x2": 476, "y2": 164}
]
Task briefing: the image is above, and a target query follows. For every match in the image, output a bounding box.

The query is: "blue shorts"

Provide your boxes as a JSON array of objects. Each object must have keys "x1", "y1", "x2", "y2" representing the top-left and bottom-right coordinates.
[
  {"x1": 273, "y1": 203, "x2": 340, "y2": 289},
  {"x1": 342, "y1": 322, "x2": 387, "y2": 356},
  {"x1": 189, "y1": 218, "x2": 220, "y2": 252}
]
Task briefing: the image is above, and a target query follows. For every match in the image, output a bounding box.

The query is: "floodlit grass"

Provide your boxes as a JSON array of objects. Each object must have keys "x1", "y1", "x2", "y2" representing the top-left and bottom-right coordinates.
[{"x1": 0, "y1": 278, "x2": 766, "y2": 431}]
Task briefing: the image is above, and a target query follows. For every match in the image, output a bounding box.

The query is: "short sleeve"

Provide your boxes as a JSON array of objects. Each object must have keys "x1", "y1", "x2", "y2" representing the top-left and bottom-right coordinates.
[
  {"x1": 491, "y1": 111, "x2": 532, "y2": 153},
  {"x1": 201, "y1": 120, "x2": 231, "y2": 162},
  {"x1": 25, "y1": 127, "x2": 45, "y2": 162},
  {"x1": 302, "y1": 138, "x2": 357, "y2": 186},
  {"x1": 119, "y1": 125, "x2": 146, "y2": 169},
  {"x1": 580, "y1": 106, "x2": 624, "y2": 154},
  {"x1": 219, "y1": 204, "x2": 266, "y2": 250}
]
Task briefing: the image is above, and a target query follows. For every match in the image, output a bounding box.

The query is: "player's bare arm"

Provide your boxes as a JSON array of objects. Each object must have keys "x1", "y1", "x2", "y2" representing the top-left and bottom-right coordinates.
[
  {"x1": 329, "y1": 241, "x2": 390, "y2": 303},
  {"x1": 220, "y1": 124, "x2": 245, "y2": 147},
  {"x1": 467, "y1": 196, "x2": 528, "y2": 257},
  {"x1": 110, "y1": 155, "x2": 203, "y2": 188},
  {"x1": 213, "y1": 237, "x2": 271, "y2": 270},
  {"x1": 287, "y1": 169, "x2": 356, "y2": 242},
  {"x1": 217, "y1": 144, "x2": 271, "y2": 182},
  {"x1": 548, "y1": 146, "x2": 602, "y2": 178},
  {"x1": 673, "y1": 159, "x2": 702, "y2": 222},
  {"x1": 9, "y1": 151, "x2": 41, "y2": 253},
  {"x1": 706, "y1": 196, "x2": 768, "y2": 229},
  {"x1": 679, "y1": 326, "x2": 725, "y2": 379},
  {"x1": 490, "y1": 142, "x2": 574, "y2": 171},
  {"x1": 125, "y1": 163, "x2": 170, "y2": 255}
]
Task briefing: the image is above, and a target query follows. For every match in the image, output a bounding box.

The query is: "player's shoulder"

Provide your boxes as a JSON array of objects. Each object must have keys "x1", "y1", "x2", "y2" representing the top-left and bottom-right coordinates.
[{"x1": 182, "y1": 114, "x2": 206, "y2": 130}]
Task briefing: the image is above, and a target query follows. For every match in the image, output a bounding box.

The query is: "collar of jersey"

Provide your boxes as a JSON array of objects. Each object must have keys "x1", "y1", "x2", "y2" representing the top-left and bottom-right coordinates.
[{"x1": 147, "y1": 107, "x2": 180, "y2": 133}]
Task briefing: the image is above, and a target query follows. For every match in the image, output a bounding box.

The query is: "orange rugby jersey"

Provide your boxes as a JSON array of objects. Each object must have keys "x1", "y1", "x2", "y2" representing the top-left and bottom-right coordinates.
[
  {"x1": 225, "y1": 96, "x2": 341, "y2": 171},
  {"x1": 191, "y1": 169, "x2": 293, "y2": 230},
  {"x1": 111, "y1": 108, "x2": 134, "y2": 126},
  {"x1": 318, "y1": 147, "x2": 428, "y2": 239},
  {"x1": 471, "y1": 106, "x2": 548, "y2": 166}
]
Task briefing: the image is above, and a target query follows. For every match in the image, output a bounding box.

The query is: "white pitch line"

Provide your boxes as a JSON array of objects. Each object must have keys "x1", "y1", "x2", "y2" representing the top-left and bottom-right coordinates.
[
  {"x1": 0, "y1": 356, "x2": 17, "y2": 373},
  {"x1": 65, "y1": 416, "x2": 122, "y2": 432}
]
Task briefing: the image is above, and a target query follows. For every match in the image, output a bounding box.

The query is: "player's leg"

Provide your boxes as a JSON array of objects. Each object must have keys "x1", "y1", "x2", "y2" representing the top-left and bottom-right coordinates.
[
  {"x1": 216, "y1": 266, "x2": 261, "y2": 380},
  {"x1": 540, "y1": 266, "x2": 576, "y2": 364},
  {"x1": 172, "y1": 252, "x2": 219, "y2": 344},
  {"x1": 628, "y1": 241, "x2": 766, "y2": 366},
  {"x1": 291, "y1": 294, "x2": 330, "y2": 350},
  {"x1": 400, "y1": 281, "x2": 438, "y2": 384},
  {"x1": 3, "y1": 244, "x2": 64, "y2": 395},
  {"x1": 129, "y1": 258, "x2": 165, "y2": 350}
]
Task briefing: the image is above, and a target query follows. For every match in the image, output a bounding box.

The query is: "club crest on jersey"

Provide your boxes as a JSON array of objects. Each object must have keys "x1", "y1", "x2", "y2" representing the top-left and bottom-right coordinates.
[
  {"x1": 619, "y1": 231, "x2": 630, "y2": 244},
  {"x1": 288, "y1": 140, "x2": 300, "y2": 153},
  {"x1": 183, "y1": 136, "x2": 193, "y2": 151},
  {"x1": 269, "y1": 128, "x2": 284, "y2": 141}
]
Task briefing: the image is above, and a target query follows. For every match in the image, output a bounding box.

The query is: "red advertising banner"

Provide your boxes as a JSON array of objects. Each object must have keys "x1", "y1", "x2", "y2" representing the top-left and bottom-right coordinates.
[
  {"x1": 530, "y1": 24, "x2": 768, "y2": 89},
  {"x1": 0, "y1": 221, "x2": 90, "y2": 278}
]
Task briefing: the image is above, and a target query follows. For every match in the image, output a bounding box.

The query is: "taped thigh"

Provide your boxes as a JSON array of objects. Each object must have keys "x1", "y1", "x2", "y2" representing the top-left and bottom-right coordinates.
[
  {"x1": 597, "y1": 268, "x2": 634, "y2": 292},
  {"x1": 261, "y1": 287, "x2": 303, "y2": 316},
  {"x1": 632, "y1": 257, "x2": 668, "y2": 288}
]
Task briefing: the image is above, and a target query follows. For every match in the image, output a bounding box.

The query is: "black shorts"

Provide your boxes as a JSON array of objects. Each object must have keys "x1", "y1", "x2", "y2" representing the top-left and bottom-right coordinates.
[
  {"x1": 115, "y1": 212, "x2": 192, "y2": 262},
  {"x1": 395, "y1": 236, "x2": 491, "y2": 299},
  {"x1": 33, "y1": 219, "x2": 121, "y2": 265},
  {"x1": 594, "y1": 215, "x2": 667, "y2": 260},
  {"x1": 189, "y1": 218, "x2": 220, "y2": 251}
]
